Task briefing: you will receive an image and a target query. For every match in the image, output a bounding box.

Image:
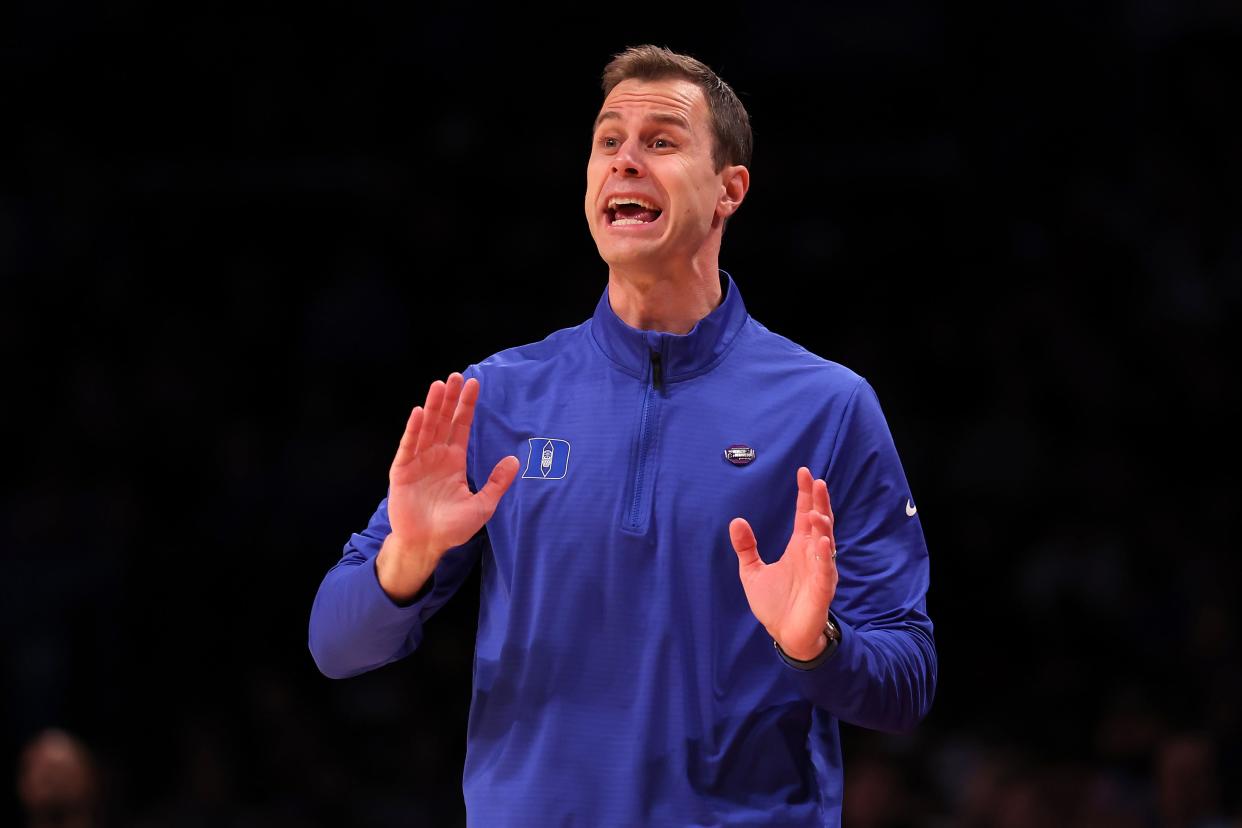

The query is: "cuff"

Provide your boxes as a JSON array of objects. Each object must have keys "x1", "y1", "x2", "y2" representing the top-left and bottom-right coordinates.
[
  {"x1": 775, "y1": 613, "x2": 847, "y2": 672},
  {"x1": 368, "y1": 554, "x2": 436, "y2": 611}
]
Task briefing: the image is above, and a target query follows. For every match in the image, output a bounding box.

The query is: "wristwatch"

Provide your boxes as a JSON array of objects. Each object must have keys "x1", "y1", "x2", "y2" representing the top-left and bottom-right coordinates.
[{"x1": 773, "y1": 617, "x2": 841, "y2": 670}]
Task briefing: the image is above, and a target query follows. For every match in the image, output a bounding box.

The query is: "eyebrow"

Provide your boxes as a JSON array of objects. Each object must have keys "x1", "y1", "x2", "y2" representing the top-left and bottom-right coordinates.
[{"x1": 593, "y1": 110, "x2": 693, "y2": 132}]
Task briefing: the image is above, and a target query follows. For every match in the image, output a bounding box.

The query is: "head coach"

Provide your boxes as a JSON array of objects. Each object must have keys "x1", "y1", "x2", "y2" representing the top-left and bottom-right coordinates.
[{"x1": 309, "y1": 44, "x2": 937, "y2": 826}]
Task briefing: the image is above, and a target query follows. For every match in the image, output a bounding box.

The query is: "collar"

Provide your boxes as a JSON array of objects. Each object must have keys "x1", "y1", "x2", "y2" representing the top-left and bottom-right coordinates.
[{"x1": 589, "y1": 269, "x2": 749, "y2": 383}]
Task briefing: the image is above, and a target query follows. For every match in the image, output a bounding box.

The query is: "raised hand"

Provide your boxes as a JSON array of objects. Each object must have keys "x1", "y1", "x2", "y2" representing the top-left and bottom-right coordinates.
[
  {"x1": 375, "y1": 373, "x2": 520, "y2": 603},
  {"x1": 729, "y1": 467, "x2": 839, "y2": 661}
]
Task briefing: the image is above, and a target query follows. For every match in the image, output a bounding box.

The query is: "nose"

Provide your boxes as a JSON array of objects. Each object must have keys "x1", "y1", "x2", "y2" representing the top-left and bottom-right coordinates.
[{"x1": 611, "y1": 139, "x2": 645, "y2": 177}]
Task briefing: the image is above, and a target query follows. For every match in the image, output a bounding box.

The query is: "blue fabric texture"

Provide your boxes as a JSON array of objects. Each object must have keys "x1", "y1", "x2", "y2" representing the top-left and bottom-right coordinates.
[{"x1": 308, "y1": 270, "x2": 937, "y2": 827}]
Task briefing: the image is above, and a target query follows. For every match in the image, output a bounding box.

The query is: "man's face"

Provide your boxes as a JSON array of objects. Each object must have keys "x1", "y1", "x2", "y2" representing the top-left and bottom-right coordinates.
[{"x1": 585, "y1": 77, "x2": 739, "y2": 269}]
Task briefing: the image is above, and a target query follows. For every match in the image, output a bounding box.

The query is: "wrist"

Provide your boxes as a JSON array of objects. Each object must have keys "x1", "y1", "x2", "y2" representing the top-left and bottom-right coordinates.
[
  {"x1": 778, "y1": 632, "x2": 828, "y2": 663},
  {"x1": 375, "y1": 534, "x2": 437, "y2": 604},
  {"x1": 773, "y1": 618, "x2": 841, "y2": 668}
]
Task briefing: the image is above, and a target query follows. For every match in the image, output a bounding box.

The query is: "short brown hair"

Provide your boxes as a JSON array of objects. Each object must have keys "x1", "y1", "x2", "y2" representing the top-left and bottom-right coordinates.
[{"x1": 600, "y1": 44, "x2": 752, "y2": 174}]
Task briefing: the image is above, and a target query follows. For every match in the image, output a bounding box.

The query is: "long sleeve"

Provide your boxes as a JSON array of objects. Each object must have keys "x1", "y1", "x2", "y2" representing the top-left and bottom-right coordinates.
[
  {"x1": 307, "y1": 495, "x2": 486, "y2": 679},
  {"x1": 309, "y1": 364, "x2": 492, "y2": 679},
  {"x1": 777, "y1": 378, "x2": 938, "y2": 733}
]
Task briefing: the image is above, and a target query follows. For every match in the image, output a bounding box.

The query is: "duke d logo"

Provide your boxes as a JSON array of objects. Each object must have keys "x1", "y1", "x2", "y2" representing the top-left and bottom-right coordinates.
[{"x1": 521, "y1": 437, "x2": 571, "y2": 480}]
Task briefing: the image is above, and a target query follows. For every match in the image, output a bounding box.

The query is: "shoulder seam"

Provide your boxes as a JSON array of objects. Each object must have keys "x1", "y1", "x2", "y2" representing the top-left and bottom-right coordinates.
[{"x1": 822, "y1": 376, "x2": 868, "y2": 477}]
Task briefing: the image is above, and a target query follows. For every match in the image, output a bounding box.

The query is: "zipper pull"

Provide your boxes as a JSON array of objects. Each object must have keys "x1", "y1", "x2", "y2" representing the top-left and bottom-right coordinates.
[{"x1": 651, "y1": 350, "x2": 663, "y2": 392}]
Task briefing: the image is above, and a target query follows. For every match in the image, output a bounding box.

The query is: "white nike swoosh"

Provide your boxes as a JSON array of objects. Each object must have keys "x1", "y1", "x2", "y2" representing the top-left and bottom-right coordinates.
[{"x1": 905, "y1": 499, "x2": 917, "y2": 517}]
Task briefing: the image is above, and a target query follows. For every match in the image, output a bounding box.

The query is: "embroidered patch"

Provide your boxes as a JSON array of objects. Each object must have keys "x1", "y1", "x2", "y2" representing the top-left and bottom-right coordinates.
[
  {"x1": 521, "y1": 437, "x2": 571, "y2": 480},
  {"x1": 723, "y1": 444, "x2": 756, "y2": 466}
]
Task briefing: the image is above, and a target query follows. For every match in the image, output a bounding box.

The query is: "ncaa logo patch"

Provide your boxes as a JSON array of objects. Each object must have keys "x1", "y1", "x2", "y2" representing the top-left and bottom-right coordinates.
[
  {"x1": 521, "y1": 437, "x2": 571, "y2": 480},
  {"x1": 723, "y1": 444, "x2": 756, "y2": 466}
]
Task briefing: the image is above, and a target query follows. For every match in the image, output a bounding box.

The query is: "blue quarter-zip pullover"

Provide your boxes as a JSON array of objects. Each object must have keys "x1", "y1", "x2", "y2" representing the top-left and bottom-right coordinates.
[{"x1": 309, "y1": 270, "x2": 937, "y2": 826}]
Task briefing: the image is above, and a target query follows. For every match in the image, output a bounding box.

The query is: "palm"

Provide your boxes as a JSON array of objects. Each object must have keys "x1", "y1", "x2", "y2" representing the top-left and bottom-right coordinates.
[
  {"x1": 388, "y1": 373, "x2": 519, "y2": 557},
  {"x1": 730, "y1": 467, "x2": 839, "y2": 661},
  {"x1": 390, "y1": 442, "x2": 489, "y2": 552}
]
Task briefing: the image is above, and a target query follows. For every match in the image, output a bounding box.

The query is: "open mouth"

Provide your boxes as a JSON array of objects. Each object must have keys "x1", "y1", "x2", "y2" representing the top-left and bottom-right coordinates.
[{"x1": 605, "y1": 195, "x2": 664, "y2": 227}]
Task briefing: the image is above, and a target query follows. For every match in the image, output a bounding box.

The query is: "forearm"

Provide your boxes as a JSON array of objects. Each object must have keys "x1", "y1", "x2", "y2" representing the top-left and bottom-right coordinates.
[
  {"x1": 308, "y1": 552, "x2": 428, "y2": 679},
  {"x1": 780, "y1": 611, "x2": 937, "y2": 733}
]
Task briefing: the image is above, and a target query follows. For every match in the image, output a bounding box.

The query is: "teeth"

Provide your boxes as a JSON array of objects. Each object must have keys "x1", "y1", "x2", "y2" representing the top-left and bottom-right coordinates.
[
  {"x1": 612, "y1": 218, "x2": 654, "y2": 226},
  {"x1": 607, "y1": 195, "x2": 661, "y2": 211}
]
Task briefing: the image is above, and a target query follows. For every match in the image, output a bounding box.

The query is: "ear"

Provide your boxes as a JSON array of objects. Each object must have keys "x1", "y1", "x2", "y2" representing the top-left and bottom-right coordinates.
[{"x1": 717, "y1": 164, "x2": 750, "y2": 220}]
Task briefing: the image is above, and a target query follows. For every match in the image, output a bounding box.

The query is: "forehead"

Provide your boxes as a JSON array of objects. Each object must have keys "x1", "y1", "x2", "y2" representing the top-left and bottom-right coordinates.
[{"x1": 594, "y1": 78, "x2": 708, "y2": 131}]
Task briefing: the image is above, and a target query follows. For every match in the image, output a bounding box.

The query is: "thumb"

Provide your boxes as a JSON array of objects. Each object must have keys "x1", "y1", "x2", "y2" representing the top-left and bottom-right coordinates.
[
  {"x1": 474, "y1": 455, "x2": 520, "y2": 518},
  {"x1": 729, "y1": 517, "x2": 761, "y2": 571}
]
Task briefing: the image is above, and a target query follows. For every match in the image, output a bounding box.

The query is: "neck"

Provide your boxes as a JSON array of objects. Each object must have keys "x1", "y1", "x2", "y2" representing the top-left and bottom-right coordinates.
[{"x1": 606, "y1": 250, "x2": 723, "y2": 334}]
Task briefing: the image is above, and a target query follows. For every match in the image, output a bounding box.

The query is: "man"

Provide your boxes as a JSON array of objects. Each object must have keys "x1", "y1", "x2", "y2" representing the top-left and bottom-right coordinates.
[{"x1": 309, "y1": 45, "x2": 936, "y2": 826}]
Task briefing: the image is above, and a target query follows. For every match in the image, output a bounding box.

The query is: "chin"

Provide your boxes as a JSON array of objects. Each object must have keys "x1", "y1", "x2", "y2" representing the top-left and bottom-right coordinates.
[
  {"x1": 597, "y1": 242, "x2": 665, "y2": 268},
  {"x1": 596, "y1": 225, "x2": 669, "y2": 257}
]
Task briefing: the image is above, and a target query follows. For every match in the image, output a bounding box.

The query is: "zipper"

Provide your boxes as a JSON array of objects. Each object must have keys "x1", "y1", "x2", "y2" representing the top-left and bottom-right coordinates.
[{"x1": 626, "y1": 349, "x2": 663, "y2": 531}]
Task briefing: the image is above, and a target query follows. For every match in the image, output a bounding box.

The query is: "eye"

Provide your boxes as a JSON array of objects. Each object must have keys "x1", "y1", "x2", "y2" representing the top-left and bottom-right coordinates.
[
  {"x1": 599, "y1": 136, "x2": 619, "y2": 149},
  {"x1": 652, "y1": 137, "x2": 675, "y2": 149}
]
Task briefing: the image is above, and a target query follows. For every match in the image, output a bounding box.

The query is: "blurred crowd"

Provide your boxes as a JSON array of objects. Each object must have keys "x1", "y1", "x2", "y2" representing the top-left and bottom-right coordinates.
[{"x1": 12, "y1": 698, "x2": 1241, "y2": 826}]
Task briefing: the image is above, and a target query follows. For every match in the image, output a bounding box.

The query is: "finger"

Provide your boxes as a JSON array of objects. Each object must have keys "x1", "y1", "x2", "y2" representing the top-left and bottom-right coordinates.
[
  {"x1": 809, "y1": 510, "x2": 833, "y2": 542},
  {"x1": 473, "y1": 455, "x2": 520, "y2": 519},
  {"x1": 393, "y1": 406, "x2": 424, "y2": 468},
  {"x1": 449, "y1": 377, "x2": 480, "y2": 451},
  {"x1": 729, "y1": 517, "x2": 762, "y2": 571},
  {"x1": 793, "y1": 466, "x2": 813, "y2": 535},
  {"x1": 432, "y1": 373, "x2": 464, "y2": 444},
  {"x1": 813, "y1": 478, "x2": 831, "y2": 518},
  {"x1": 808, "y1": 512, "x2": 838, "y2": 554},
  {"x1": 415, "y1": 380, "x2": 446, "y2": 452},
  {"x1": 816, "y1": 535, "x2": 838, "y2": 586}
]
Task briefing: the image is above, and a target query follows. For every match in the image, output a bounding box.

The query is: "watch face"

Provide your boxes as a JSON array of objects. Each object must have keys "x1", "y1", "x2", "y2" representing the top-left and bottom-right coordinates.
[{"x1": 826, "y1": 620, "x2": 841, "y2": 642}]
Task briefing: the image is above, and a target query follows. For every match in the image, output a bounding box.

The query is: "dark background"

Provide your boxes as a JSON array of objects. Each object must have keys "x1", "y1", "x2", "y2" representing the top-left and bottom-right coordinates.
[{"x1": 4, "y1": 3, "x2": 1240, "y2": 826}]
